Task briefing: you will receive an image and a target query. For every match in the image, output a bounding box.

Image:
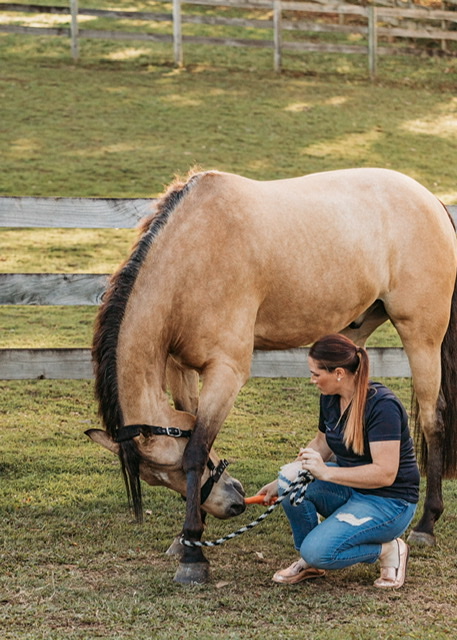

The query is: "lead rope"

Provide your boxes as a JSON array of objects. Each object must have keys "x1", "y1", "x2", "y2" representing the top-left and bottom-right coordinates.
[{"x1": 180, "y1": 470, "x2": 314, "y2": 548}]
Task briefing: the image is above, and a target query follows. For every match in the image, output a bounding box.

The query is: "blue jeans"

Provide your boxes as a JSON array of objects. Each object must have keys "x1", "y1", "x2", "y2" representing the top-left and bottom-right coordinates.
[{"x1": 279, "y1": 467, "x2": 417, "y2": 570}]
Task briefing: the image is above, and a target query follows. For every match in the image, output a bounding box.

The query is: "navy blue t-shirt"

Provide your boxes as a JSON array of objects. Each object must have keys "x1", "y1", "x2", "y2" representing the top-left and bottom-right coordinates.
[{"x1": 318, "y1": 381, "x2": 420, "y2": 503}]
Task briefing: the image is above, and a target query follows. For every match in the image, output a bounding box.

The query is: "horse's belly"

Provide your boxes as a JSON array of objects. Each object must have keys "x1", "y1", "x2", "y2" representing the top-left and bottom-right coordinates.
[{"x1": 253, "y1": 280, "x2": 378, "y2": 349}]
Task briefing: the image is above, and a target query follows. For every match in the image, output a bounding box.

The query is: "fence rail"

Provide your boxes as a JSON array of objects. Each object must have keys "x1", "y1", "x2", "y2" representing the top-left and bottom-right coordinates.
[
  {"x1": 1, "y1": 197, "x2": 456, "y2": 380},
  {"x1": 0, "y1": 347, "x2": 412, "y2": 380},
  {"x1": 1, "y1": 0, "x2": 457, "y2": 76}
]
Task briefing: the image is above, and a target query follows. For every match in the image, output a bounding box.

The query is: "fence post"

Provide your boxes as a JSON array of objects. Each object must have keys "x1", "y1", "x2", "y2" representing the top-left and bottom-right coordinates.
[
  {"x1": 368, "y1": 5, "x2": 377, "y2": 79},
  {"x1": 273, "y1": 0, "x2": 282, "y2": 72},
  {"x1": 441, "y1": 19, "x2": 447, "y2": 53},
  {"x1": 173, "y1": 0, "x2": 183, "y2": 67},
  {"x1": 70, "y1": 0, "x2": 79, "y2": 61}
]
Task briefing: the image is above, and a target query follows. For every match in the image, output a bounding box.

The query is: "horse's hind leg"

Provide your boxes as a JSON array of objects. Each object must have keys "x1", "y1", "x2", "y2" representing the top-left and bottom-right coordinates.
[
  {"x1": 166, "y1": 356, "x2": 199, "y2": 415},
  {"x1": 340, "y1": 300, "x2": 389, "y2": 346},
  {"x1": 396, "y1": 328, "x2": 444, "y2": 546}
]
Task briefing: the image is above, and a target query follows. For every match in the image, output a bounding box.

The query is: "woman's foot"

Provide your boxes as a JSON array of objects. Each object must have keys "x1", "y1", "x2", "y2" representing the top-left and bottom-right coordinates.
[
  {"x1": 272, "y1": 558, "x2": 326, "y2": 584},
  {"x1": 374, "y1": 538, "x2": 409, "y2": 589}
]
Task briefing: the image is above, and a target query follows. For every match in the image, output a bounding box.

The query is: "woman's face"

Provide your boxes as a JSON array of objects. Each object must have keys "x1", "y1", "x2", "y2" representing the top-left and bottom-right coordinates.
[{"x1": 308, "y1": 357, "x2": 341, "y2": 395}]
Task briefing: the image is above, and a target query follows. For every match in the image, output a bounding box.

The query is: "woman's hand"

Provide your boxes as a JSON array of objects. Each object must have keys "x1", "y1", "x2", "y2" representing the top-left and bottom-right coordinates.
[
  {"x1": 256, "y1": 479, "x2": 278, "y2": 505},
  {"x1": 298, "y1": 448, "x2": 329, "y2": 481}
]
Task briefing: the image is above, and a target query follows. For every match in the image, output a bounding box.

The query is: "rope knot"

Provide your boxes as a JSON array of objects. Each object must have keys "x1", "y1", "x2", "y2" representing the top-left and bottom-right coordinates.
[{"x1": 288, "y1": 469, "x2": 314, "y2": 506}]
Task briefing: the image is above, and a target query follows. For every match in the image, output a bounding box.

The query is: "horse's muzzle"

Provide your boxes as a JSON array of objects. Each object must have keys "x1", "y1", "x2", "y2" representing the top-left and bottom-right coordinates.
[
  {"x1": 228, "y1": 499, "x2": 246, "y2": 517},
  {"x1": 227, "y1": 479, "x2": 246, "y2": 517}
]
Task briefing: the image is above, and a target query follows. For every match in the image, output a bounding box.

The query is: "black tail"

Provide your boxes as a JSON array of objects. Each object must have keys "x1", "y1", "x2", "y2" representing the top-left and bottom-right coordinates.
[{"x1": 417, "y1": 276, "x2": 457, "y2": 477}]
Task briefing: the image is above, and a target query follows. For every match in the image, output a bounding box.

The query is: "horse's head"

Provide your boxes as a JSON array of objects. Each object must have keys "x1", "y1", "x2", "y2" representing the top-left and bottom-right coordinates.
[{"x1": 85, "y1": 427, "x2": 246, "y2": 520}]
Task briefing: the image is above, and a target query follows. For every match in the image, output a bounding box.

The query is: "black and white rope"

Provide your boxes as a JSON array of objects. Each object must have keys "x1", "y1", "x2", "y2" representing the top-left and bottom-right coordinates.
[{"x1": 180, "y1": 470, "x2": 314, "y2": 548}]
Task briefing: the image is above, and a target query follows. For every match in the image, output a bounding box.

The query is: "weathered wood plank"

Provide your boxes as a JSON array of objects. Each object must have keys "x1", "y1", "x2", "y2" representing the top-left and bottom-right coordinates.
[
  {"x1": 0, "y1": 197, "x2": 155, "y2": 229},
  {"x1": 5, "y1": 0, "x2": 455, "y2": 21},
  {"x1": 182, "y1": 0, "x2": 273, "y2": 8},
  {"x1": 1, "y1": 200, "x2": 455, "y2": 229},
  {"x1": 377, "y1": 26, "x2": 457, "y2": 40},
  {"x1": 281, "y1": 1, "x2": 368, "y2": 16},
  {"x1": 182, "y1": 14, "x2": 271, "y2": 28},
  {"x1": 181, "y1": 33, "x2": 273, "y2": 48},
  {"x1": 0, "y1": 24, "x2": 71, "y2": 36},
  {"x1": 251, "y1": 348, "x2": 411, "y2": 378},
  {"x1": 1, "y1": 2, "x2": 70, "y2": 13},
  {"x1": 282, "y1": 41, "x2": 367, "y2": 54},
  {"x1": 0, "y1": 348, "x2": 411, "y2": 380},
  {"x1": 377, "y1": 7, "x2": 457, "y2": 21},
  {"x1": 78, "y1": 28, "x2": 173, "y2": 43},
  {"x1": 0, "y1": 274, "x2": 109, "y2": 305},
  {"x1": 0, "y1": 349, "x2": 94, "y2": 380},
  {"x1": 283, "y1": 19, "x2": 368, "y2": 35}
]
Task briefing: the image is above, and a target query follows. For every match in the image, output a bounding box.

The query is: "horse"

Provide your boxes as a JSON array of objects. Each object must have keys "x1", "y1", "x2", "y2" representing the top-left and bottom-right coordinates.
[{"x1": 87, "y1": 167, "x2": 457, "y2": 585}]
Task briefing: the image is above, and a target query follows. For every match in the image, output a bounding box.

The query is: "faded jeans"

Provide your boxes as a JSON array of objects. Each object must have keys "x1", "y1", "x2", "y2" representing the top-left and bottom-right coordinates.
[{"x1": 279, "y1": 465, "x2": 417, "y2": 570}]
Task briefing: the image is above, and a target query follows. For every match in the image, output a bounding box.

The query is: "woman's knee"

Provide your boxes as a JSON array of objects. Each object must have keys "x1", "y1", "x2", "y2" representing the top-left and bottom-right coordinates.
[{"x1": 300, "y1": 537, "x2": 334, "y2": 570}]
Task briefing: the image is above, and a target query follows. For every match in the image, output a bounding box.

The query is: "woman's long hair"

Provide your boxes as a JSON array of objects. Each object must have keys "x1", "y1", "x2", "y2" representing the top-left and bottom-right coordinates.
[{"x1": 309, "y1": 334, "x2": 370, "y2": 455}]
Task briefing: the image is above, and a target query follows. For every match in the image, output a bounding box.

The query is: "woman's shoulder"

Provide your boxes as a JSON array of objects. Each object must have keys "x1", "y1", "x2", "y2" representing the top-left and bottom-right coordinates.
[
  {"x1": 366, "y1": 381, "x2": 406, "y2": 415},
  {"x1": 368, "y1": 381, "x2": 394, "y2": 399}
]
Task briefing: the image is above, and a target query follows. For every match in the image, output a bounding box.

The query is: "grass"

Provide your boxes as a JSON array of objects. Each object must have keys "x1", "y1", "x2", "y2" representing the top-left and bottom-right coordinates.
[
  {"x1": 1, "y1": 378, "x2": 457, "y2": 639},
  {"x1": 1, "y1": 15, "x2": 457, "y2": 639}
]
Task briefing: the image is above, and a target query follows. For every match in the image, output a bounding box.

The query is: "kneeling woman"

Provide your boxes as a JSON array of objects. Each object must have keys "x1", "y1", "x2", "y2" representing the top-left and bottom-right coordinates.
[{"x1": 258, "y1": 334, "x2": 419, "y2": 589}]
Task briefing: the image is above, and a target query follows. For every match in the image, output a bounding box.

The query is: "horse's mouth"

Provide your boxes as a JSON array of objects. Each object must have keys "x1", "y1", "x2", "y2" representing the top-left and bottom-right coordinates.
[
  {"x1": 227, "y1": 481, "x2": 246, "y2": 517},
  {"x1": 228, "y1": 500, "x2": 246, "y2": 517}
]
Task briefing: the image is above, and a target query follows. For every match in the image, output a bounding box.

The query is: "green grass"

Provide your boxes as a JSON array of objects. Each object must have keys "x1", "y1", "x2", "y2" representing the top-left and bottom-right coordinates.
[
  {"x1": 1, "y1": 378, "x2": 456, "y2": 640},
  {"x1": 1, "y1": 17, "x2": 457, "y2": 639},
  {"x1": 1, "y1": 30, "x2": 457, "y2": 200}
]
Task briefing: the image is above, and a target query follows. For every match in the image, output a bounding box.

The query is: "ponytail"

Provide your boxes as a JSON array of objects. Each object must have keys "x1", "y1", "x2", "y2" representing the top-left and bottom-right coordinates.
[{"x1": 309, "y1": 334, "x2": 370, "y2": 455}]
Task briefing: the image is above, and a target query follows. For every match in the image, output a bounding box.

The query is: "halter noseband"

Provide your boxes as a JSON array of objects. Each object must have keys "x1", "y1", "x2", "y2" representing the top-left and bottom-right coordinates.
[
  {"x1": 116, "y1": 424, "x2": 193, "y2": 441},
  {"x1": 115, "y1": 424, "x2": 229, "y2": 504}
]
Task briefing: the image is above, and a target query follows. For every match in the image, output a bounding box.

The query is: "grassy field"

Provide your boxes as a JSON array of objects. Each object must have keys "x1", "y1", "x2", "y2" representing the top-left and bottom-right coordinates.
[
  {"x1": 1, "y1": 19, "x2": 457, "y2": 640},
  {"x1": 2, "y1": 377, "x2": 457, "y2": 640}
]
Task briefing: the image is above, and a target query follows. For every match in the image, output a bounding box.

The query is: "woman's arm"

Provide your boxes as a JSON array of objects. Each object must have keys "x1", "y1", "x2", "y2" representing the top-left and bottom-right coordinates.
[
  {"x1": 299, "y1": 440, "x2": 400, "y2": 489},
  {"x1": 256, "y1": 431, "x2": 332, "y2": 501},
  {"x1": 298, "y1": 431, "x2": 333, "y2": 462}
]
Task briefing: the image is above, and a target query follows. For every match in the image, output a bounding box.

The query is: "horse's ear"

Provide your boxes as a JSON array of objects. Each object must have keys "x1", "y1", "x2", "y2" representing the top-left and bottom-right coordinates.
[{"x1": 85, "y1": 428, "x2": 120, "y2": 454}]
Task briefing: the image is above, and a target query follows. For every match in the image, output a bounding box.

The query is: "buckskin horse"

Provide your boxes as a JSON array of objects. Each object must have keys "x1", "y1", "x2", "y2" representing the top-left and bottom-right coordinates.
[{"x1": 87, "y1": 167, "x2": 457, "y2": 584}]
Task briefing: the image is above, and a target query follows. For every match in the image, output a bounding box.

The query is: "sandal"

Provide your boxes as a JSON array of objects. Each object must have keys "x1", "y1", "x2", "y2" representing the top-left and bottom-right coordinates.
[
  {"x1": 272, "y1": 558, "x2": 326, "y2": 584},
  {"x1": 374, "y1": 538, "x2": 409, "y2": 589}
]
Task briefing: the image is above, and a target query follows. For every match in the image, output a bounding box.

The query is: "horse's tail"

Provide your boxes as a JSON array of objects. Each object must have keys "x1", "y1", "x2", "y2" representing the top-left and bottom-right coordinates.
[{"x1": 417, "y1": 268, "x2": 457, "y2": 478}]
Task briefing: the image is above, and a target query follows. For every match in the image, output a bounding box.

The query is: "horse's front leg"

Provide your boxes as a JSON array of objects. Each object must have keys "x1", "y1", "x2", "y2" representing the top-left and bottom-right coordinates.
[
  {"x1": 173, "y1": 425, "x2": 211, "y2": 584},
  {"x1": 166, "y1": 511, "x2": 207, "y2": 558},
  {"x1": 173, "y1": 360, "x2": 248, "y2": 584}
]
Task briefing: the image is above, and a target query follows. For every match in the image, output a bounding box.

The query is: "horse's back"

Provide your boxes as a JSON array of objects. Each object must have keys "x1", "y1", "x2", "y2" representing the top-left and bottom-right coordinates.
[
  {"x1": 185, "y1": 168, "x2": 453, "y2": 246},
  {"x1": 128, "y1": 168, "x2": 457, "y2": 356},
  {"x1": 188, "y1": 167, "x2": 456, "y2": 289}
]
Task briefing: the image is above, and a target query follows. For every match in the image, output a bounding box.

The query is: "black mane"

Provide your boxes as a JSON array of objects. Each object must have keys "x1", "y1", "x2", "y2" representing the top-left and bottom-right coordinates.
[
  {"x1": 91, "y1": 171, "x2": 204, "y2": 522},
  {"x1": 92, "y1": 172, "x2": 202, "y2": 439}
]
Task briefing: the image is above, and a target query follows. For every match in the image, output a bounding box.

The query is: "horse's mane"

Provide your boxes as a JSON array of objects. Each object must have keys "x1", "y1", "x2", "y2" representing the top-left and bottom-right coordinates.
[
  {"x1": 91, "y1": 169, "x2": 207, "y2": 521},
  {"x1": 92, "y1": 169, "x2": 205, "y2": 439}
]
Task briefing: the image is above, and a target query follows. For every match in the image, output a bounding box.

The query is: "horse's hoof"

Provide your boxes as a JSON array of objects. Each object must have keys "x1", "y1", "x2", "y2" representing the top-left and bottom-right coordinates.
[
  {"x1": 173, "y1": 562, "x2": 210, "y2": 585},
  {"x1": 407, "y1": 530, "x2": 436, "y2": 546},
  {"x1": 166, "y1": 537, "x2": 185, "y2": 557}
]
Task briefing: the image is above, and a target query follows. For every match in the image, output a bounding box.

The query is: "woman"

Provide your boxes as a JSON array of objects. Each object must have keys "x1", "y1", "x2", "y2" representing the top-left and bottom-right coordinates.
[{"x1": 258, "y1": 334, "x2": 419, "y2": 589}]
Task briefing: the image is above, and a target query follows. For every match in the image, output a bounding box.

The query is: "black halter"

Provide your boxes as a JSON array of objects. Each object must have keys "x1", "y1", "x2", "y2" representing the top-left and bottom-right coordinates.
[
  {"x1": 116, "y1": 424, "x2": 193, "y2": 441},
  {"x1": 115, "y1": 424, "x2": 229, "y2": 504}
]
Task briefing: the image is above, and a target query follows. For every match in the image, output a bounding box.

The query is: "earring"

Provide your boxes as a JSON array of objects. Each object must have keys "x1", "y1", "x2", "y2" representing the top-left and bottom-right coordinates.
[{"x1": 337, "y1": 377, "x2": 341, "y2": 382}]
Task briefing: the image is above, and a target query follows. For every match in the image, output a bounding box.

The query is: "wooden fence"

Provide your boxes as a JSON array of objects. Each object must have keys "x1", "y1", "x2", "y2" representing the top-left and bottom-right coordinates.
[
  {"x1": 1, "y1": 0, "x2": 457, "y2": 76},
  {"x1": 1, "y1": 196, "x2": 457, "y2": 380}
]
